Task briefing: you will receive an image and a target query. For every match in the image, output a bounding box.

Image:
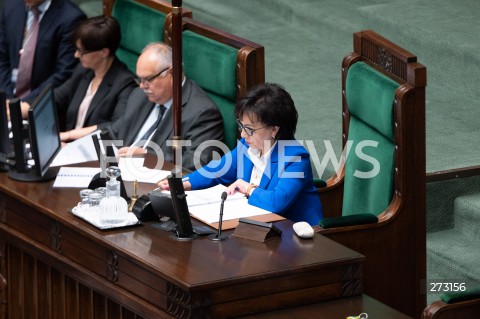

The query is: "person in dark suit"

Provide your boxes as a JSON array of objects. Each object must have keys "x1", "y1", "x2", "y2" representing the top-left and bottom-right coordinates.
[
  {"x1": 158, "y1": 83, "x2": 323, "y2": 225},
  {"x1": 18, "y1": 16, "x2": 136, "y2": 142},
  {"x1": 0, "y1": 0, "x2": 86, "y2": 104},
  {"x1": 109, "y1": 42, "x2": 224, "y2": 172},
  {"x1": 55, "y1": 16, "x2": 136, "y2": 142}
]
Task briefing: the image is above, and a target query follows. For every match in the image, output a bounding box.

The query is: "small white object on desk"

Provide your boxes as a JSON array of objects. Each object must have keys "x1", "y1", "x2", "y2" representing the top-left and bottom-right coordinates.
[{"x1": 293, "y1": 221, "x2": 314, "y2": 239}]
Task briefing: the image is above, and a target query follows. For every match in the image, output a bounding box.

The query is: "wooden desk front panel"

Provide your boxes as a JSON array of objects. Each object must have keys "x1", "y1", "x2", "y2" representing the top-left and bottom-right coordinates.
[{"x1": 0, "y1": 173, "x2": 364, "y2": 319}]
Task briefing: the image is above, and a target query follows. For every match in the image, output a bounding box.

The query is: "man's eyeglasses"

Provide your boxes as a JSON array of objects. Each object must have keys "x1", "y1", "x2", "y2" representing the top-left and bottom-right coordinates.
[
  {"x1": 135, "y1": 66, "x2": 172, "y2": 85},
  {"x1": 236, "y1": 119, "x2": 270, "y2": 136},
  {"x1": 76, "y1": 48, "x2": 100, "y2": 57}
]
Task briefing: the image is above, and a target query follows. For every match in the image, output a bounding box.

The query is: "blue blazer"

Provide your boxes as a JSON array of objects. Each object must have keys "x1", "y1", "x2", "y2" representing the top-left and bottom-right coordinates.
[
  {"x1": 188, "y1": 138, "x2": 323, "y2": 225},
  {"x1": 0, "y1": 0, "x2": 86, "y2": 103}
]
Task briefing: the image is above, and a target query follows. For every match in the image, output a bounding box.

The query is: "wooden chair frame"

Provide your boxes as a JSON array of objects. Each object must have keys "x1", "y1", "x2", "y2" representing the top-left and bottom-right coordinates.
[
  {"x1": 316, "y1": 30, "x2": 427, "y2": 319},
  {"x1": 103, "y1": 0, "x2": 192, "y2": 19},
  {"x1": 422, "y1": 298, "x2": 480, "y2": 319}
]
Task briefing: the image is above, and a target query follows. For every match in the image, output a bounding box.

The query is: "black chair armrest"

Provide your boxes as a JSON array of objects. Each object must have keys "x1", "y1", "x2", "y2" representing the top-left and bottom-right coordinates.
[
  {"x1": 313, "y1": 178, "x2": 327, "y2": 188},
  {"x1": 319, "y1": 213, "x2": 378, "y2": 228}
]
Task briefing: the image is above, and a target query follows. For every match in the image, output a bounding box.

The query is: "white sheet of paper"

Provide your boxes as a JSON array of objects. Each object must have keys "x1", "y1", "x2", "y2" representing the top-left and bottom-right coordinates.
[
  {"x1": 185, "y1": 184, "x2": 244, "y2": 207},
  {"x1": 185, "y1": 185, "x2": 271, "y2": 223},
  {"x1": 53, "y1": 167, "x2": 101, "y2": 188},
  {"x1": 188, "y1": 198, "x2": 272, "y2": 224},
  {"x1": 118, "y1": 157, "x2": 170, "y2": 184},
  {"x1": 50, "y1": 131, "x2": 100, "y2": 167}
]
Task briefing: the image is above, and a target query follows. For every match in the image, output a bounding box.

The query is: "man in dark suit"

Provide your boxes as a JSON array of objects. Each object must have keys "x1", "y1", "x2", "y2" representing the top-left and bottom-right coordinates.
[
  {"x1": 109, "y1": 42, "x2": 224, "y2": 172},
  {"x1": 0, "y1": 0, "x2": 86, "y2": 104}
]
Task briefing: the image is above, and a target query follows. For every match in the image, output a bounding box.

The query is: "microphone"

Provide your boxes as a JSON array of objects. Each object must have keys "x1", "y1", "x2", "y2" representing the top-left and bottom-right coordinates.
[{"x1": 208, "y1": 191, "x2": 228, "y2": 241}]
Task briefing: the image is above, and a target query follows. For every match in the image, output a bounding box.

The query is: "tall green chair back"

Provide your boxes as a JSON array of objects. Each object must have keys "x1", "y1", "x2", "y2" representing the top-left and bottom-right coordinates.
[
  {"x1": 112, "y1": 0, "x2": 166, "y2": 72},
  {"x1": 165, "y1": 18, "x2": 265, "y2": 151},
  {"x1": 182, "y1": 31, "x2": 238, "y2": 150},
  {"x1": 342, "y1": 61, "x2": 399, "y2": 217}
]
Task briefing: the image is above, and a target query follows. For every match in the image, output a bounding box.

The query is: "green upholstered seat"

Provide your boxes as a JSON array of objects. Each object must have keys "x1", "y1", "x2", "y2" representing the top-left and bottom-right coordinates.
[
  {"x1": 440, "y1": 287, "x2": 480, "y2": 304},
  {"x1": 112, "y1": 0, "x2": 166, "y2": 72},
  {"x1": 182, "y1": 30, "x2": 239, "y2": 150},
  {"x1": 320, "y1": 61, "x2": 399, "y2": 228}
]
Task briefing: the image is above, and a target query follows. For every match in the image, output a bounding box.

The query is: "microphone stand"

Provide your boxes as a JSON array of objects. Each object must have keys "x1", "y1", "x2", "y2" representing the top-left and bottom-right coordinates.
[{"x1": 208, "y1": 192, "x2": 228, "y2": 241}]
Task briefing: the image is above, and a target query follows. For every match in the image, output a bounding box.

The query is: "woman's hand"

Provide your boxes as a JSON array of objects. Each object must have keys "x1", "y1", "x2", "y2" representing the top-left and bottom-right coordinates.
[
  {"x1": 60, "y1": 131, "x2": 71, "y2": 142},
  {"x1": 225, "y1": 179, "x2": 250, "y2": 196}
]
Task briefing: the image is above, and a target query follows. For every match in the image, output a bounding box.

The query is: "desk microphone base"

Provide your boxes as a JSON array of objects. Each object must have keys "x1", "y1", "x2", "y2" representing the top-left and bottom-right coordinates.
[
  {"x1": 170, "y1": 232, "x2": 199, "y2": 241},
  {"x1": 208, "y1": 233, "x2": 228, "y2": 241}
]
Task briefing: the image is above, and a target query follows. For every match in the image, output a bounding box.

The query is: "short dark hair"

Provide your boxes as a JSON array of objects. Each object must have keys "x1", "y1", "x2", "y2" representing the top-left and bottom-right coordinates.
[
  {"x1": 72, "y1": 16, "x2": 121, "y2": 56},
  {"x1": 235, "y1": 83, "x2": 298, "y2": 140}
]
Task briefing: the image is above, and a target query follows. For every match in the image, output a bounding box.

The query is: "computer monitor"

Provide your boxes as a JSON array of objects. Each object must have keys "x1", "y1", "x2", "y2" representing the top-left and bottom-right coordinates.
[{"x1": 8, "y1": 85, "x2": 61, "y2": 182}]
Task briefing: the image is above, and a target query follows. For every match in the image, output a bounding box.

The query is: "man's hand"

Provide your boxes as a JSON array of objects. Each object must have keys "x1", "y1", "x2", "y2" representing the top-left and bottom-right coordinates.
[{"x1": 118, "y1": 146, "x2": 147, "y2": 157}]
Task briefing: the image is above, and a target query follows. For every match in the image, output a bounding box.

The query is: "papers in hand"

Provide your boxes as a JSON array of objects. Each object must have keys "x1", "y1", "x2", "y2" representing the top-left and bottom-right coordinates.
[
  {"x1": 186, "y1": 185, "x2": 272, "y2": 224},
  {"x1": 51, "y1": 131, "x2": 100, "y2": 167}
]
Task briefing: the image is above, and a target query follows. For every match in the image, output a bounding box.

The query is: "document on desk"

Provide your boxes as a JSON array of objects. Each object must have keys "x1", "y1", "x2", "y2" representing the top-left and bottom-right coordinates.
[
  {"x1": 53, "y1": 167, "x2": 101, "y2": 188},
  {"x1": 118, "y1": 157, "x2": 170, "y2": 184},
  {"x1": 186, "y1": 185, "x2": 272, "y2": 224}
]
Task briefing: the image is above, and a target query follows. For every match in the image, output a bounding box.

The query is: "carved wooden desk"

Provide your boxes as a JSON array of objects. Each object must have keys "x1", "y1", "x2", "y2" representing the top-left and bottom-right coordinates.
[{"x1": 0, "y1": 171, "x2": 363, "y2": 319}]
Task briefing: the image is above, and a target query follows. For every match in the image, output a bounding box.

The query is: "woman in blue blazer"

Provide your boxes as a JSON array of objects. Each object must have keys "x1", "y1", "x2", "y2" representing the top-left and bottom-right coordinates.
[{"x1": 159, "y1": 83, "x2": 323, "y2": 225}]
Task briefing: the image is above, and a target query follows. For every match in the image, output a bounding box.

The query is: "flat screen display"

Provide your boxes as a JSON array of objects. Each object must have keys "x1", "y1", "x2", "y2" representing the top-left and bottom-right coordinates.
[
  {"x1": 28, "y1": 85, "x2": 61, "y2": 178},
  {"x1": 8, "y1": 85, "x2": 60, "y2": 182}
]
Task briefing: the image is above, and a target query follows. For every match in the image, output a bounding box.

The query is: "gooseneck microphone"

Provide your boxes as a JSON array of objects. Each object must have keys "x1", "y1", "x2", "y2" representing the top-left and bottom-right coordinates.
[{"x1": 208, "y1": 191, "x2": 228, "y2": 241}]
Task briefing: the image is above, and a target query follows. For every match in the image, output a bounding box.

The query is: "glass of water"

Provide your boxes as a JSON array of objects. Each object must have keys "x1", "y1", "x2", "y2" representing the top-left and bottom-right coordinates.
[{"x1": 78, "y1": 189, "x2": 94, "y2": 212}]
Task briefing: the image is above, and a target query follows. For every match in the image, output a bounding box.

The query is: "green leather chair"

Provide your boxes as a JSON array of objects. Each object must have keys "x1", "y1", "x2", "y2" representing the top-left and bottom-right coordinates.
[
  {"x1": 319, "y1": 61, "x2": 398, "y2": 228},
  {"x1": 316, "y1": 30, "x2": 427, "y2": 318},
  {"x1": 165, "y1": 17, "x2": 265, "y2": 150},
  {"x1": 106, "y1": 0, "x2": 192, "y2": 73}
]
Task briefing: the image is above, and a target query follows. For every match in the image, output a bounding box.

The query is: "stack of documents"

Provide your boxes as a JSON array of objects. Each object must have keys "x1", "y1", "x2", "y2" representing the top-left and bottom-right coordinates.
[{"x1": 185, "y1": 185, "x2": 272, "y2": 224}]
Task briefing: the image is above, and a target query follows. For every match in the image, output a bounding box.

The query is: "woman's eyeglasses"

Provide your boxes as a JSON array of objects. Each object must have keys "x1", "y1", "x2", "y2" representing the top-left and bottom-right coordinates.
[
  {"x1": 135, "y1": 66, "x2": 172, "y2": 85},
  {"x1": 236, "y1": 119, "x2": 270, "y2": 136},
  {"x1": 76, "y1": 48, "x2": 100, "y2": 56}
]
